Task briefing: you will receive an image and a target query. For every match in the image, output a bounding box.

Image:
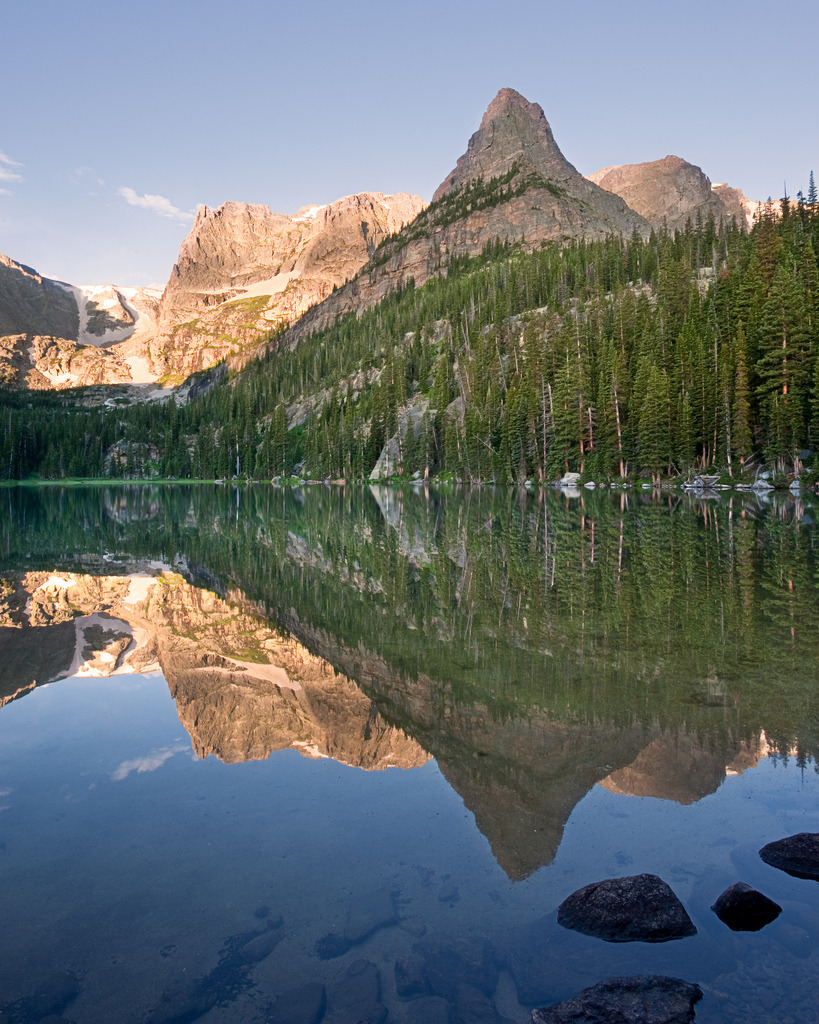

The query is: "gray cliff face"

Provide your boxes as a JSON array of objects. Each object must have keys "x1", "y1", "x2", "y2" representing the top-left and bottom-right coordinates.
[
  {"x1": 152, "y1": 191, "x2": 426, "y2": 379},
  {"x1": 0, "y1": 253, "x2": 79, "y2": 341},
  {"x1": 275, "y1": 88, "x2": 650, "y2": 353},
  {"x1": 0, "y1": 253, "x2": 162, "y2": 390},
  {"x1": 588, "y1": 155, "x2": 748, "y2": 232},
  {"x1": 432, "y1": 88, "x2": 579, "y2": 198}
]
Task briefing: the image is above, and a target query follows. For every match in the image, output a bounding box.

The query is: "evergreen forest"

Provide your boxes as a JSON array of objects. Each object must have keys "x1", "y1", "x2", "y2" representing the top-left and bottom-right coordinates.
[{"x1": 1, "y1": 194, "x2": 818, "y2": 484}]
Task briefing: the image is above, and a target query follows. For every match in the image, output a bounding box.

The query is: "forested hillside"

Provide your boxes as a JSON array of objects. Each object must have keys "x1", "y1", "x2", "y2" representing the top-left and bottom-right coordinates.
[{"x1": 1, "y1": 196, "x2": 817, "y2": 483}]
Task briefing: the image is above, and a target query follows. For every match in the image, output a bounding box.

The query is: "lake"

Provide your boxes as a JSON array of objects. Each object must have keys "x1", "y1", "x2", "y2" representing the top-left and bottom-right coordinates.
[{"x1": 1, "y1": 483, "x2": 817, "y2": 1024}]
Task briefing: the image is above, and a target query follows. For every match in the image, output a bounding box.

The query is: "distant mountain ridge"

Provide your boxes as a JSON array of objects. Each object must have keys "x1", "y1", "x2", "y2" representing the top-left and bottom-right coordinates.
[
  {"x1": 275, "y1": 88, "x2": 652, "y2": 350},
  {"x1": 0, "y1": 87, "x2": 762, "y2": 394},
  {"x1": 0, "y1": 253, "x2": 160, "y2": 390},
  {"x1": 588, "y1": 155, "x2": 758, "y2": 232}
]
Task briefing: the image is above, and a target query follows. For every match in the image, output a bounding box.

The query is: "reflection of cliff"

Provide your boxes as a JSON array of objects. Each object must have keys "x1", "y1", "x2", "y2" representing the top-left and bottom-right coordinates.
[
  {"x1": 0, "y1": 571, "x2": 428, "y2": 772},
  {"x1": 0, "y1": 564, "x2": 778, "y2": 881},
  {"x1": 160, "y1": 627, "x2": 429, "y2": 770},
  {"x1": 0, "y1": 572, "x2": 151, "y2": 706},
  {"x1": 599, "y1": 731, "x2": 769, "y2": 804},
  {"x1": 268, "y1": 609, "x2": 771, "y2": 879}
]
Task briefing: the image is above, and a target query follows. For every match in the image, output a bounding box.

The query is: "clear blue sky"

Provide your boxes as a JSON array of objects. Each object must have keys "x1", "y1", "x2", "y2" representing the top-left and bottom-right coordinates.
[{"x1": 1, "y1": 0, "x2": 815, "y2": 288}]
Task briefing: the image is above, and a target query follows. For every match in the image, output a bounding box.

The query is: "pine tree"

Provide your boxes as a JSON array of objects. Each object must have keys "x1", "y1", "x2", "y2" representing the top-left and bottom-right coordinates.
[{"x1": 732, "y1": 324, "x2": 754, "y2": 465}]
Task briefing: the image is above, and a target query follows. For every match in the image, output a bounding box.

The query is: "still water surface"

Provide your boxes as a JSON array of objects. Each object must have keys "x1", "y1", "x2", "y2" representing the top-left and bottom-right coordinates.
[{"x1": 1, "y1": 484, "x2": 817, "y2": 1023}]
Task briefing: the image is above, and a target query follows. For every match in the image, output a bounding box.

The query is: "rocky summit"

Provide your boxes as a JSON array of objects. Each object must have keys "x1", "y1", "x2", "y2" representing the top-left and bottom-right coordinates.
[
  {"x1": 151, "y1": 192, "x2": 426, "y2": 380},
  {"x1": 279, "y1": 88, "x2": 650, "y2": 347},
  {"x1": 431, "y1": 87, "x2": 647, "y2": 243},
  {"x1": 588, "y1": 155, "x2": 753, "y2": 232}
]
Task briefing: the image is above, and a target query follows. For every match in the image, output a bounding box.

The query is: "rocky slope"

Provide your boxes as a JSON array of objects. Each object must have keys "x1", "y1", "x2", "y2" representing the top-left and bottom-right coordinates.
[
  {"x1": 150, "y1": 192, "x2": 427, "y2": 379},
  {"x1": 0, "y1": 252, "x2": 161, "y2": 389},
  {"x1": 275, "y1": 88, "x2": 650, "y2": 350},
  {"x1": 711, "y1": 182, "x2": 761, "y2": 229},
  {"x1": 587, "y1": 155, "x2": 754, "y2": 232}
]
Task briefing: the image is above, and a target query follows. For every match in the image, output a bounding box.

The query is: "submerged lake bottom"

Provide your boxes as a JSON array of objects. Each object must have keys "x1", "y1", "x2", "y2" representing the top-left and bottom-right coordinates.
[{"x1": 2, "y1": 670, "x2": 818, "y2": 1024}]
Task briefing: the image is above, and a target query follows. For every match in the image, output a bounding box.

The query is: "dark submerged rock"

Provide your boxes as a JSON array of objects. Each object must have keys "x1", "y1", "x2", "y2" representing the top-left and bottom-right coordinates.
[
  {"x1": 315, "y1": 889, "x2": 398, "y2": 959},
  {"x1": 759, "y1": 832, "x2": 819, "y2": 880},
  {"x1": 238, "y1": 919, "x2": 285, "y2": 964},
  {"x1": 403, "y1": 994, "x2": 451, "y2": 1024},
  {"x1": 325, "y1": 959, "x2": 386, "y2": 1024},
  {"x1": 395, "y1": 954, "x2": 429, "y2": 998},
  {"x1": 557, "y1": 874, "x2": 696, "y2": 942},
  {"x1": 269, "y1": 982, "x2": 327, "y2": 1024},
  {"x1": 1, "y1": 971, "x2": 80, "y2": 1022},
  {"x1": 531, "y1": 975, "x2": 703, "y2": 1024},
  {"x1": 454, "y1": 982, "x2": 516, "y2": 1024},
  {"x1": 500, "y1": 915, "x2": 623, "y2": 1006},
  {"x1": 711, "y1": 881, "x2": 782, "y2": 931},
  {"x1": 414, "y1": 936, "x2": 499, "y2": 1001}
]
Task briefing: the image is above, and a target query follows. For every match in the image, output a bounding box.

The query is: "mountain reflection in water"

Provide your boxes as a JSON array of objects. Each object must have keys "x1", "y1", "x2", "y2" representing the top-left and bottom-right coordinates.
[{"x1": 1, "y1": 483, "x2": 816, "y2": 885}]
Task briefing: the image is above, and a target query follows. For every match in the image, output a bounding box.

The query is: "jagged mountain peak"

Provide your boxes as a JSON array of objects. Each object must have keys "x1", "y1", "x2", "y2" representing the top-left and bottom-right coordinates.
[
  {"x1": 433, "y1": 87, "x2": 578, "y2": 201},
  {"x1": 479, "y1": 86, "x2": 545, "y2": 125},
  {"x1": 152, "y1": 190, "x2": 426, "y2": 378}
]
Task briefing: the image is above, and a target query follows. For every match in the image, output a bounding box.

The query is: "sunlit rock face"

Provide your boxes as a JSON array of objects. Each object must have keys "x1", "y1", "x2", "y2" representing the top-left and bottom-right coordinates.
[{"x1": 151, "y1": 192, "x2": 426, "y2": 379}]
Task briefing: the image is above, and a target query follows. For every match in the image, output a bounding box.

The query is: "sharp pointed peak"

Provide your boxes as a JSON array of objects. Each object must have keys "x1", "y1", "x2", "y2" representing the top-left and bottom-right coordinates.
[
  {"x1": 481, "y1": 87, "x2": 546, "y2": 126},
  {"x1": 433, "y1": 88, "x2": 573, "y2": 202}
]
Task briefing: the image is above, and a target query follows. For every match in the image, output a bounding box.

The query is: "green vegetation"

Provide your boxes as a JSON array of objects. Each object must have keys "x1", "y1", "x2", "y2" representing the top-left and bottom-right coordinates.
[
  {"x1": 0, "y1": 196, "x2": 818, "y2": 483},
  {"x1": 1, "y1": 483, "x2": 816, "y2": 761},
  {"x1": 368, "y1": 164, "x2": 569, "y2": 270}
]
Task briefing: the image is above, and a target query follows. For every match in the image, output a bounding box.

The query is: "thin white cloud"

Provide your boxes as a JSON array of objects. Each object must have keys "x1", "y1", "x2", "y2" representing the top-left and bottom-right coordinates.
[
  {"x1": 117, "y1": 186, "x2": 194, "y2": 224},
  {"x1": 0, "y1": 188, "x2": 11, "y2": 197},
  {"x1": 110, "y1": 745, "x2": 182, "y2": 781},
  {"x1": 0, "y1": 151, "x2": 23, "y2": 185}
]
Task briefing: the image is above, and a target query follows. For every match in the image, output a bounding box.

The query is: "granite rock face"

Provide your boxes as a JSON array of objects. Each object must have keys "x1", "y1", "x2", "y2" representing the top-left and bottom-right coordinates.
[
  {"x1": 532, "y1": 975, "x2": 703, "y2": 1024},
  {"x1": 557, "y1": 873, "x2": 697, "y2": 942},
  {"x1": 588, "y1": 155, "x2": 746, "y2": 233},
  {"x1": 0, "y1": 253, "x2": 78, "y2": 340},
  {"x1": 152, "y1": 191, "x2": 426, "y2": 379},
  {"x1": 432, "y1": 87, "x2": 645, "y2": 235},
  {"x1": 711, "y1": 183, "x2": 760, "y2": 230}
]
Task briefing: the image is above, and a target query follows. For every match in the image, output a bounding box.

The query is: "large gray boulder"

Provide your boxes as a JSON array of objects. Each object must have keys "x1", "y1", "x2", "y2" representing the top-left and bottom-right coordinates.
[
  {"x1": 532, "y1": 975, "x2": 703, "y2": 1024},
  {"x1": 557, "y1": 874, "x2": 696, "y2": 942},
  {"x1": 759, "y1": 832, "x2": 819, "y2": 880}
]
